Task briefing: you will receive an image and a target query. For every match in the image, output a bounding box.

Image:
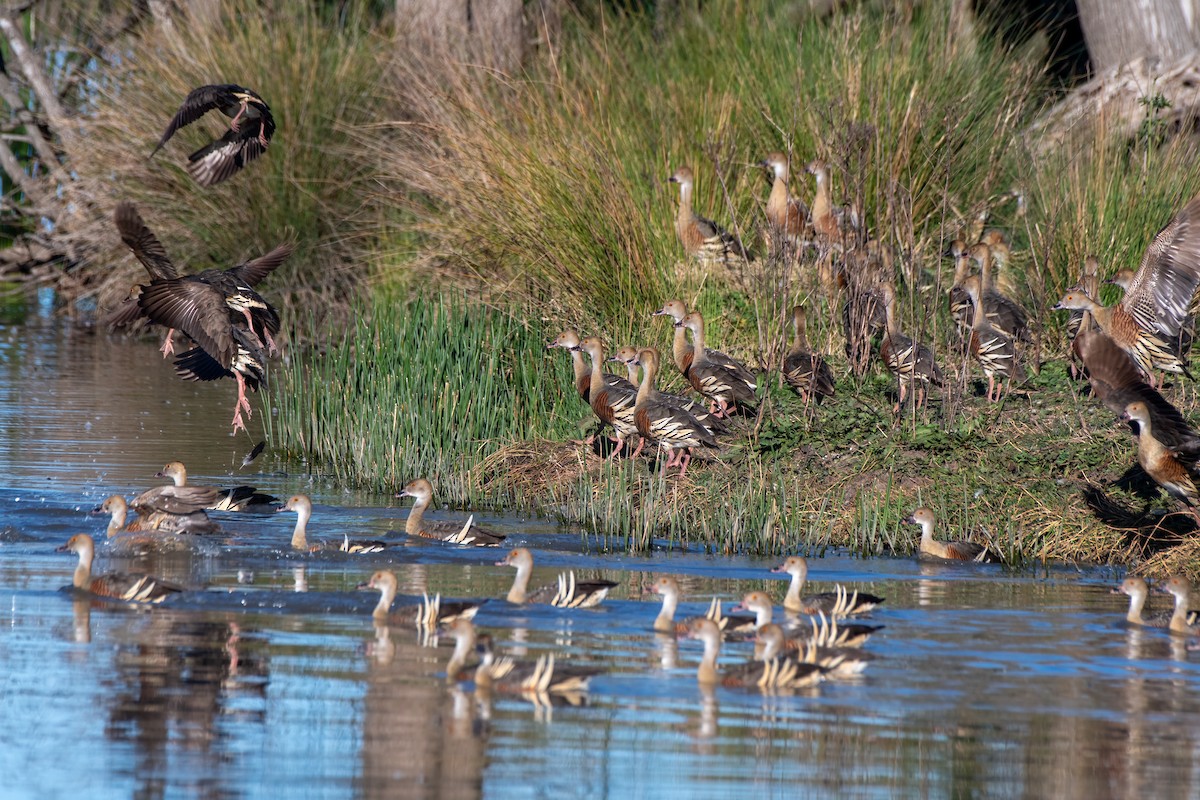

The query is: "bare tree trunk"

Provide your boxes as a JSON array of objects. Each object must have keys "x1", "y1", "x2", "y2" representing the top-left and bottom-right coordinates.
[{"x1": 1076, "y1": 0, "x2": 1199, "y2": 72}]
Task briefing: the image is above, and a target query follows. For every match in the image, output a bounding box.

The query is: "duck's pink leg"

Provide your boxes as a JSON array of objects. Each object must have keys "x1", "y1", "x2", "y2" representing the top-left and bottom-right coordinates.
[{"x1": 160, "y1": 328, "x2": 176, "y2": 357}]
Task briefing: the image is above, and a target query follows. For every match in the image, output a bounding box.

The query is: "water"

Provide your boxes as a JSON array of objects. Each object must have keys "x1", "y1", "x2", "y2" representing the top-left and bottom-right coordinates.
[{"x1": 3, "y1": 322, "x2": 1200, "y2": 799}]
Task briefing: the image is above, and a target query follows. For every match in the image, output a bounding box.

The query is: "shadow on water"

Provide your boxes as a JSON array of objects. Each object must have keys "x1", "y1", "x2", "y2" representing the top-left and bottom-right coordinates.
[{"x1": 4, "y1": 323, "x2": 1200, "y2": 797}]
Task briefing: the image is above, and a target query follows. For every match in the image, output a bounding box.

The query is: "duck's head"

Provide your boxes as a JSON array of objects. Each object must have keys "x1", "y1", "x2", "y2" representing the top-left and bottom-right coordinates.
[
  {"x1": 652, "y1": 300, "x2": 687, "y2": 322},
  {"x1": 547, "y1": 330, "x2": 582, "y2": 351},
  {"x1": 904, "y1": 507, "x2": 935, "y2": 527},
  {"x1": 396, "y1": 478, "x2": 434, "y2": 503}
]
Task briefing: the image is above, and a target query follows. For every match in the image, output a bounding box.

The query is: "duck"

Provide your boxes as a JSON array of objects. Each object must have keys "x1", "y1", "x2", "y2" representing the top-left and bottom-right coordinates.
[
  {"x1": 1107, "y1": 266, "x2": 1195, "y2": 359},
  {"x1": 1156, "y1": 575, "x2": 1200, "y2": 634},
  {"x1": 648, "y1": 575, "x2": 752, "y2": 635},
  {"x1": 842, "y1": 277, "x2": 888, "y2": 377},
  {"x1": 154, "y1": 461, "x2": 278, "y2": 512},
  {"x1": 805, "y1": 159, "x2": 862, "y2": 246},
  {"x1": 150, "y1": 84, "x2": 275, "y2": 186},
  {"x1": 56, "y1": 533, "x2": 183, "y2": 603},
  {"x1": 904, "y1": 507, "x2": 994, "y2": 562},
  {"x1": 965, "y1": 243, "x2": 1031, "y2": 343},
  {"x1": 547, "y1": 329, "x2": 633, "y2": 403},
  {"x1": 650, "y1": 299, "x2": 753, "y2": 381},
  {"x1": 1051, "y1": 195, "x2": 1200, "y2": 386},
  {"x1": 107, "y1": 201, "x2": 180, "y2": 355},
  {"x1": 756, "y1": 623, "x2": 874, "y2": 679},
  {"x1": 686, "y1": 617, "x2": 824, "y2": 690},
  {"x1": 1066, "y1": 256, "x2": 1102, "y2": 347},
  {"x1": 962, "y1": 277, "x2": 1024, "y2": 402},
  {"x1": 782, "y1": 305, "x2": 835, "y2": 403},
  {"x1": 94, "y1": 494, "x2": 220, "y2": 537},
  {"x1": 442, "y1": 618, "x2": 482, "y2": 680},
  {"x1": 759, "y1": 152, "x2": 810, "y2": 249},
  {"x1": 878, "y1": 281, "x2": 943, "y2": 411},
  {"x1": 1121, "y1": 401, "x2": 1200, "y2": 522},
  {"x1": 669, "y1": 165, "x2": 750, "y2": 266},
  {"x1": 474, "y1": 629, "x2": 600, "y2": 695},
  {"x1": 947, "y1": 240, "x2": 974, "y2": 332},
  {"x1": 576, "y1": 337, "x2": 641, "y2": 457},
  {"x1": 277, "y1": 495, "x2": 390, "y2": 553},
  {"x1": 497, "y1": 547, "x2": 617, "y2": 608},
  {"x1": 770, "y1": 556, "x2": 883, "y2": 616},
  {"x1": 394, "y1": 479, "x2": 505, "y2": 546},
  {"x1": 1074, "y1": 326, "x2": 1200, "y2": 455},
  {"x1": 979, "y1": 229, "x2": 1025, "y2": 301},
  {"x1": 676, "y1": 311, "x2": 758, "y2": 417},
  {"x1": 734, "y1": 590, "x2": 882, "y2": 647},
  {"x1": 610, "y1": 346, "x2": 725, "y2": 435},
  {"x1": 357, "y1": 570, "x2": 482, "y2": 629},
  {"x1": 632, "y1": 348, "x2": 718, "y2": 477}
]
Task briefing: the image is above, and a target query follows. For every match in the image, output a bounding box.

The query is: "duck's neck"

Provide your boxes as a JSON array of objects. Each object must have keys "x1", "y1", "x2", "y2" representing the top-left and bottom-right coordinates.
[
  {"x1": 753, "y1": 603, "x2": 773, "y2": 628},
  {"x1": 689, "y1": 322, "x2": 707, "y2": 361},
  {"x1": 789, "y1": 314, "x2": 807, "y2": 355},
  {"x1": 884, "y1": 296, "x2": 900, "y2": 336},
  {"x1": 671, "y1": 325, "x2": 691, "y2": 373},
  {"x1": 372, "y1": 584, "x2": 395, "y2": 619},
  {"x1": 625, "y1": 361, "x2": 639, "y2": 385},
  {"x1": 570, "y1": 349, "x2": 588, "y2": 397},
  {"x1": 587, "y1": 349, "x2": 605, "y2": 401},
  {"x1": 73, "y1": 546, "x2": 93, "y2": 591},
  {"x1": 811, "y1": 170, "x2": 831, "y2": 222},
  {"x1": 107, "y1": 506, "x2": 126, "y2": 538},
  {"x1": 290, "y1": 506, "x2": 310, "y2": 550},
  {"x1": 784, "y1": 569, "x2": 806, "y2": 609},
  {"x1": 978, "y1": 251, "x2": 994, "y2": 292},
  {"x1": 919, "y1": 519, "x2": 937, "y2": 550},
  {"x1": 760, "y1": 633, "x2": 783, "y2": 661},
  {"x1": 170, "y1": 469, "x2": 187, "y2": 488},
  {"x1": 405, "y1": 495, "x2": 430, "y2": 536},
  {"x1": 636, "y1": 359, "x2": 655, "y2": 407},
  {"x1": 768, "y1": 172, "x2": 790, "y2": 219},
  {"x1": 506, "y1": 559, "x2": 532, "y2": 604},
  {"x1": 1125, "y1": 589, "x2": 1147, "y2": 624},
  {"x1": 653, "y1": 590, "x2": 678, "y2": 633},
  {"x1": 696, "y1": 633, "x2": 720, "y2": 685},
  {"x1": 676, "y1": 181, "x2": 694, "y2": 230},
  {"x1": 952, "y1": 254, "x2": 971, "y2": 284},
  {"x1": 1170, "y1": 590, "x2": 1192, "y2": 632}
]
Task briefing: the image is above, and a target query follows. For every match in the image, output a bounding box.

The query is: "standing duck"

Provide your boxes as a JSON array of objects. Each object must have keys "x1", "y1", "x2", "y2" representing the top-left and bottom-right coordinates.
[
  {"x1": 677, "y1": 311, "x2": 759, "y2": 417},
  {"x1": 669, "y1": 165, "x2": 750, "y2": 266},
  {"x1": 394, "y1": 478, "x2": 505, "y2": 546},
  {"x1": 1052, "y1": 195, "x2": 1200, "y2": 385},
  {"x1": 759, "y1": 152, "x2": 810, "y2": 249},
  {"x1": 610, "y1": 346, "x2": 725, "y2": 435},
  {"x1": 57, "y1": 534, "x2": 183, "y2": 603},
  {"x1": 577, "y1": 337, "x2": 641, "y2": 457},
  {"x1": 770, "y1": 557, "x2": 883, "y2": 616},
  {"x1": 686, "y1": 618, "x2": 824, "y2": 690},
  {"x1": 782, "y1": 305, "x2": 835, "y2": 403},
  {"x1": 1121, "y1": 401, "x2": 1200, "y2": 522},
  {"x1": 278, "y1": 495, "x2": 389, "y2": 553},
  {"x1": 966, "y1": 243, "x2": 1031, "y2": 343},
  {"x1": 947, "y1": 240, "x2": 974, "y2": 332},
  {"x1": 357, "y1": 570, "x2": 482, "y2": 628},
  {"x1": 497, "y1": 547, "x2": 617, "y2": 608},
  {"x1": 95, "y1": 494, "x2": 220, "y2": 536},
  {"x1": 150, "y1": 84, "x2": 275, "y2": 186},
  {"x1": 632, "y1": 348, "x2": 718, "y2": 477},
  {"x1": 155, "y1": 461, "x2": 278, "y2": 512},
  {"x1": 963, "y1": 278, "x2": 1024, "y2": 402},
  {"x1": 547, "y1": 329, "x2": 632, "y2": 403},
  {"x1": 878, "y1": 282, "x2": 943, "y2": 411},
  {"x1": 805, "y1": 159, "x2": 862, "y2": 247},
  {"x1": 904, "y1": 507, "x2": 994, "y2": 562},
  {"x1": 651, "y1": 299, "x2": 751, "y2": 381}
]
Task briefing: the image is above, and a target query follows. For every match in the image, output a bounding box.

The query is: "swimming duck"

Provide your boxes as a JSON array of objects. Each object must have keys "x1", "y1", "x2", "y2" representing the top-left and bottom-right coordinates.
[
  {"x1": 676, "y1": 311, "x2": 758, "y2": 417},
  {"x1": 632, "y1": 348, "x2": 718, "y2": 477},
  {"x1": 278, "y1": 495, "x2": 389, "y2": 553},
  {"x1": 756, "y1": 623, "x2": 874, "y2": 678},
  {"x1": 474, "y1": 629, "x2": 600, "y2": 695},
  {"x1": 394, "y1": 479, "x2": 505, "y2": 546},
  {"x1": 669, "y1": 165, "x2": 750, "y2": 266},
  {"x1": 441, "y1": 617, "x2": 482, "y2": 680},
  {"x1": 649, "y1": 575, "x2": 752, "y2": 635},
  {"x1": 904, "y1": 507, "x2": 993, "y2": 562},
  {"x1": 155, "y1": 461, "x2": 278, "y2": 512},
  {"x1": 759, "y1": 152, "x2": 810, "y2": 249},
  {"x1": 962, "y1": 277, "x2": 1024, "y2": 402},
  {"x1": 1156, "y1": 575, "x2": 1200, "y2": 634},
  {"x1": 1122, "y1": 401, "x2": 1200, "y2": 521},
  {"x1": 56, "y1": 533, "x2": 183, "y2": 603},
  {"x1": 497, "y1": 547, "x2": 617, "y2": 608},
  {"x1": 878, "y1": 282, "x2": 943, "y2": 411},
  {"x1": 1052, "y1": 195, "x2": 1200, "y2": 385},
  {"x1": 150, "y1": 84, "x2": 275, "y2": 186},
  {"x1": 1112, "y1": 576, "x2": 1197, "y2": 628},
  {"x1": 770, "y1": 556, "x2": 883, "y2": 616},
  {"x1": 686, "y1": 617, "x2": 824, "y2": 690},
  {"x1": 782, "y1": 305, "x2": 835, "y2": 403},
  {"x1": 357, "y1": 570, "x2": 482, "y2": 629},
  {"x1": 95, "y1": 494, "x2": 220, "y2": 537},
  {"x1": 576, "y1": 337, "x2": 641, "y2": 457}
]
